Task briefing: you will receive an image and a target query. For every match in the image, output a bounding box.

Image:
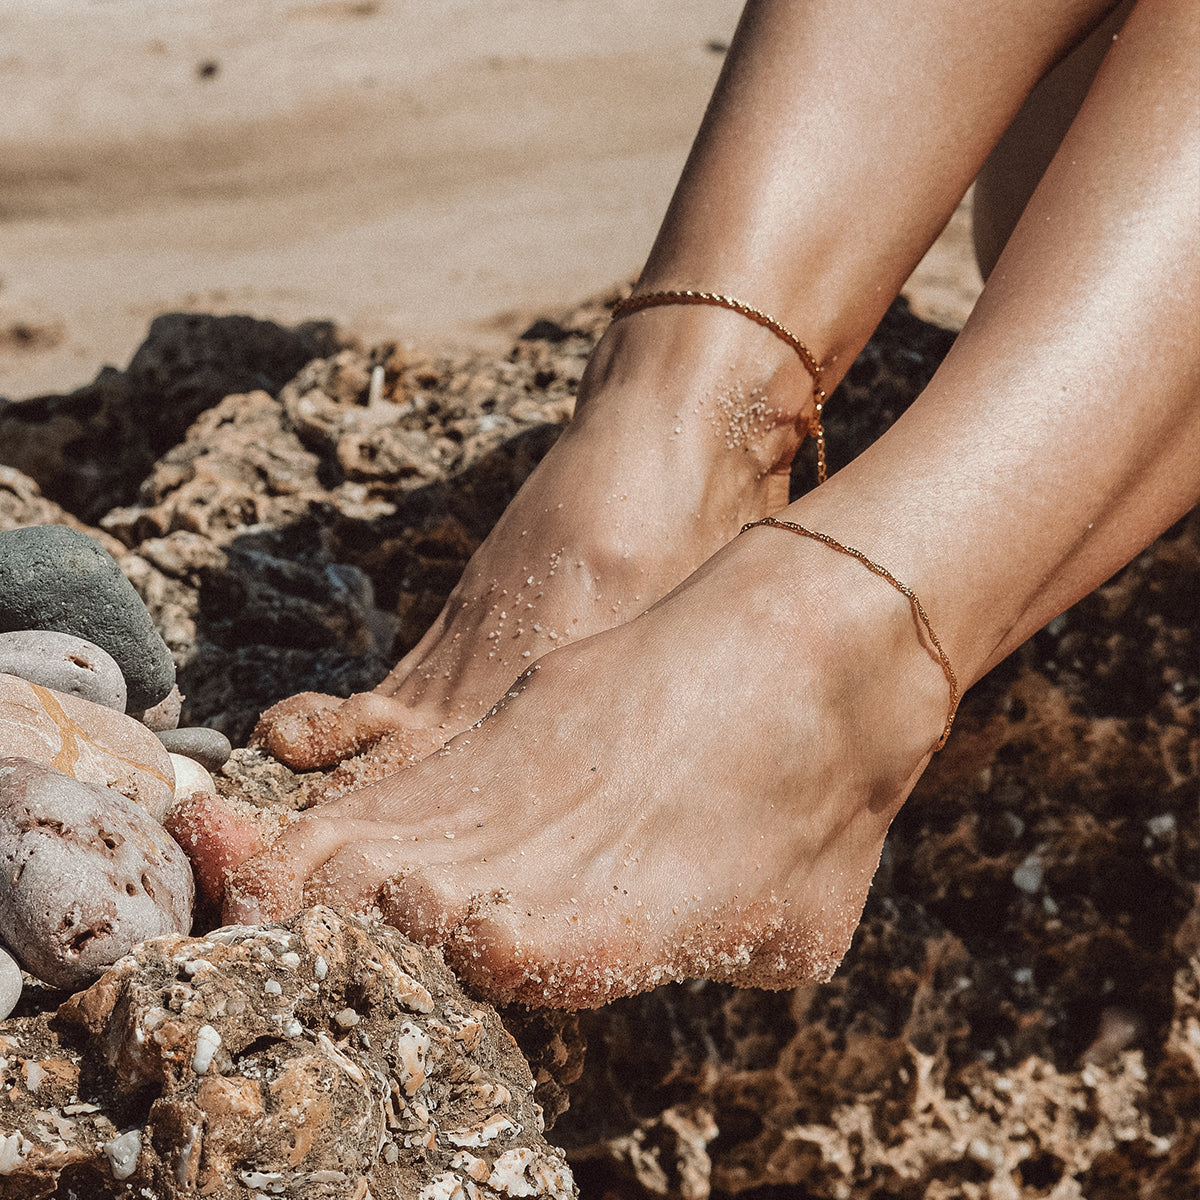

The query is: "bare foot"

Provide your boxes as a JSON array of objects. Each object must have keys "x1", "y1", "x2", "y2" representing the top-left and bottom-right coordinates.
[
  {"x1": 225, "y1": 528, "x2": 950, "y2": 1008},
  {"x1": 254, "y1": 306, "x2": 823, "y2": 778}
]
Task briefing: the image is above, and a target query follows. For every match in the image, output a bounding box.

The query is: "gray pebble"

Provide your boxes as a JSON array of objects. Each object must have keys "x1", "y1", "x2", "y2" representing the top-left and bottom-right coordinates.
[
  {"x1": 0, "y1": 756, "x2": 194, "y2": 990},
  {"x1": 0, "y1": 525, "x2": 175, "y2": 712},
  {"x1": 0, "y1": 630, "x2": 127, "y2": 712},
  {"x1": 156, "y1": 726, "x2": 232, "y2": 772},
  {"x1": 0, "y1": 945, "x2": 20, "y2": 1020},
  {"x1": 130, "y1": 683, "x2": 183, "y2": 732}
]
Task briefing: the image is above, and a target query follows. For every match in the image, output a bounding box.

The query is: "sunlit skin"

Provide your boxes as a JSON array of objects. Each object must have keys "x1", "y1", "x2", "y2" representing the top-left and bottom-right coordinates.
[{"x1": 188, "y1": 0, "x2": 1197, "y2": 1007}]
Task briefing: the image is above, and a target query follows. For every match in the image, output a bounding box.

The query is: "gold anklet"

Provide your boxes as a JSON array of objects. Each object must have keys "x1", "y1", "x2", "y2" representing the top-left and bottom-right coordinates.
[
  {"x1": 740, "y1": 516, "x2": 960, "y2": 750},
  {"x1": 610, "y1": 290, "x2": 830, "y2": 485}
]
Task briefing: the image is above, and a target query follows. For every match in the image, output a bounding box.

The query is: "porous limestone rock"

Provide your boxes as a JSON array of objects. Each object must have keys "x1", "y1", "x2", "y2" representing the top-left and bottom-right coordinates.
[
  {"x1": 0, "y1": 673, "x2": 175, "y2": 819},
  {"x1": 0, "y1": 907, "x2": 576, "y2": 1199},
  {"x1": 0, "y1": 630, "x2": 127, "y2": 712},
  {"x1": 0, "y1": 757, "x2": 193, "y2": 990}
]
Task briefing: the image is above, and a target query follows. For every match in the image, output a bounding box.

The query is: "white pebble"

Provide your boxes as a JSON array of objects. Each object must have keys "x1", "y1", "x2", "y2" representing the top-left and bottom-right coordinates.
[
  {"x1": 1012, "y1": 854, "x2": 1044, "y2": 894},
  {"x1": 1146, "y1": 813, "x2": 1176, "y2": 839},
  {"x1": 168, "y1": 754, "x2": 216, "y2": 804},
  {"x1": 0, "y1": 946, "x2": 21, "y2": 1020},
  {"x1": 191, "y1": 1024, "x2": 222, "y2": 1075},
  {"x1": 104, "y1": 1129, "x2": 142, "y2": 1180}
]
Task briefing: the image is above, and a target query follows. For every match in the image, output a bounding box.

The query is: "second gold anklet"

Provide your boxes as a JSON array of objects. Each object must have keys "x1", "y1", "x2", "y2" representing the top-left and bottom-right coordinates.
[
  {"x1": 610, "y1": 290, "x2": 830, "y2": 485},
  {"x1": 740, "y1": 516, "x2": 960, "y2": 750}
]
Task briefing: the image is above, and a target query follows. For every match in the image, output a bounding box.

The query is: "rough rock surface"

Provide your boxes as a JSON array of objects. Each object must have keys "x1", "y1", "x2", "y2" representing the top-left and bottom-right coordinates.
[
  {"x1": 0, "y1": 313, "x2": 341, "y2": 523},
  {"x1": 0, "y1": 297, "x2": 1194, "y2": 1198},
  {"x1": 0, "y1": 630, "x2": 127, "y2": 712},
  {"x1": 0, "y1": 674, "x2": 175, "y2": 820},
  {"x1": 0, "y1": 906, "x2": 574, "y2": 1199},
  {"x1": 0, "y1": 757, "x2": 194, "y2": 990},
  {"x1": 0, "y1": 524, "x2": 175, "y2": 711}
]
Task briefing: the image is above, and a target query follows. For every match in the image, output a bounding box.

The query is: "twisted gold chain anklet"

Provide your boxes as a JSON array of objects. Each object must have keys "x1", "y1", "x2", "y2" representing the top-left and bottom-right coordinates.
[
  {"x1": 610, "y1": 290, "x2": 830, "y2": 485},
  {"x1": 740, "y1": 516, "x2": 960, "y2": 750}
]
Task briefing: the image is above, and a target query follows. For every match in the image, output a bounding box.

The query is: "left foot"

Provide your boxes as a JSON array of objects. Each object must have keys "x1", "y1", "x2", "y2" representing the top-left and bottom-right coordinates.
[
  {"x1": 251, "y1": 305, "x2": 823, "y2": 786},
  {"x1": 221, "y1": 526, "x2": 950, "y2": 1008}
]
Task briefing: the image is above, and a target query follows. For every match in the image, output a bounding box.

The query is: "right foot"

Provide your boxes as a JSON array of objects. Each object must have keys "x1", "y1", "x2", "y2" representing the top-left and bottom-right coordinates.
[
  {"x1": 255, "y1": 303, "x2": 828, "y2": 780},
  {"x1": 225, "y1": 523, "x2": 953, "y2": 1008}
]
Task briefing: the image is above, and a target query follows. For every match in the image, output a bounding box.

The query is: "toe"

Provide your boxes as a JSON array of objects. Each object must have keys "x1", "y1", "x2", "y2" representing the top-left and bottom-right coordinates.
[
  {"x1": 306, "y1": 727, "x2": 445, "y2": 804},
  {"x1": 253, "y1": 690, "x2": 426, "y2": 770},
  {"x1": 221, "y1": 813, "x2": 388, "y2": 923},
  {"x1": 164, "y1": 791, "x2": 279, "y2": 906}
]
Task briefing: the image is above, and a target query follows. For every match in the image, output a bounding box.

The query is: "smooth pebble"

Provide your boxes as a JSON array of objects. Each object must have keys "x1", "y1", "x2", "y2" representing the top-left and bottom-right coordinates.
[
  {"x1": 0, "y1": 629, "x2": 127, "y2": 712},
  {"x1": 130, "y1": 683, "x2": 183, "y2": 732},
  {"x1": 0, "y1": 525, "x2": 175, "y2": 712},
  {"x1": 0, "y1": 756, "x2": 194, "y2": 990},
  {"x1": 0, "y1": 945, "x2": 21, "y2": 1020},
  {"x1": 157, "y1": 726, "x2": 232, "y2": 772},
  {"x1": 0, "y1": 673, "x2": 175, "y2": 821},
  {"x1": 168, "y1": 753, "x2": 216, "y2": 805}
]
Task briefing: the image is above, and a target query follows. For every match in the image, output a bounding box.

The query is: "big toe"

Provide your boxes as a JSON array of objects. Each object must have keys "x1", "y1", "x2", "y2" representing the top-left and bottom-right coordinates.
[{"x1": 253, "y1": 690, "x2": 423, "y2": 770}]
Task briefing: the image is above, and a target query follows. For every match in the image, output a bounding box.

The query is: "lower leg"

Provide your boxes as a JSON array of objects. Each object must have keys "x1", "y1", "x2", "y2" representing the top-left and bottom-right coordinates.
[
  {"x1": 257, "y1": 0, "x2": 1124, "y2": 776},
  {"x1": 972, "y1": 0, "x2": 1135, "y2": 277}
]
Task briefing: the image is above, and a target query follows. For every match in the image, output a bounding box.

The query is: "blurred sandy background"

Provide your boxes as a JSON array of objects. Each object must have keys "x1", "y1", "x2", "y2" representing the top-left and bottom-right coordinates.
[{"x1": 0, "y1": 0, "x2": 980, "y2": 402}]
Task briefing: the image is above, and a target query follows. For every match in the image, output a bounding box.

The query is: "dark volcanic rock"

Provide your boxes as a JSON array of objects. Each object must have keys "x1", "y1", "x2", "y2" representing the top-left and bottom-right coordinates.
[
  {"x1": 0, "y1": 524, "x2": 175, "y2": 711},
  {"x1": 0, "y1": 314, "x2": 341, "y2": 522}
]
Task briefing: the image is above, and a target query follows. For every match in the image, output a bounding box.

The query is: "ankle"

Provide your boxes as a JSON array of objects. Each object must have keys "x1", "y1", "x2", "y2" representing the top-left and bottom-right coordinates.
[
  {"x1": 575, "y1": 299, "x2": 825, "y2": 481},
  {"x1": 734, "y1": 524, "x2": 953, "y2": 766}
]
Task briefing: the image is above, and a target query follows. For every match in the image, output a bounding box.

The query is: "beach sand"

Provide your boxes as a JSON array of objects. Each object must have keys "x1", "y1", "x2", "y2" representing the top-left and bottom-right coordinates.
[{"x1": 0, "y1": 0, "x2": 979, "y2": 403}]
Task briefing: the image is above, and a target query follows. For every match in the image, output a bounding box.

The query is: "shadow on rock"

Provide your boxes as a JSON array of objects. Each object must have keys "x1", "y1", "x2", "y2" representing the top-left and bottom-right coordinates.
[{"x1": 0, "y1": 313, "x2": 342, "y2": 523}]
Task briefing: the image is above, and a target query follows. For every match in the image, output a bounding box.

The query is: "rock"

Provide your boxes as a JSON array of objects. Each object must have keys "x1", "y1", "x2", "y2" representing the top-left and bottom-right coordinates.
[
  {"x1": 167, "y1": 753, "x2": 215, "y2": 804},
  {"x1": 0, "y1": 314, "x2": 342, "y2": 522},
  {"x1": 157, "y1": 726, "x2": 232, "y2": 772},
  {"x1": 0, "y1": 465, "x2": 126, "y2": 548},
  {"x1": 0, "y1": 673, "x2": 175, "y2": 820},
  {"x1": 0, "y1": 947, "x2": 20, "y2": 1020},
  {"x1": 130, "y1": 681, "x2": 183, "y2": 731},
  {"x1": 0, "y1": 629, "x2": 127, "y2": 711},
  {"x1": 0, "y1": 525, "x2": 175, "y2": 711},
  {"x1": 0, "y1": 907, "x2": 575, "y2": 1198},
  {"x1": 0, "y1": 757, "x2": 194, "y2": 990}
]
